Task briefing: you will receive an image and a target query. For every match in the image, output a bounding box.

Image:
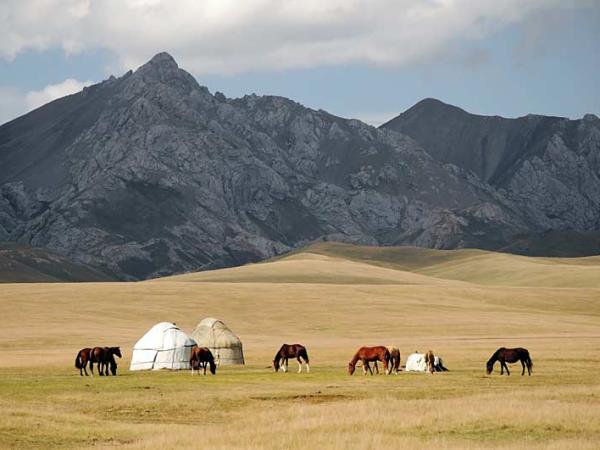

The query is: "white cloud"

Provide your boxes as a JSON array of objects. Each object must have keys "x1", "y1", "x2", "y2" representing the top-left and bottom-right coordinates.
[
  {"x1": 0, "y1": 78, "x2": 93, "y2": 125},
  {"x1": 25, "y1": 78, "x2": 93, "y2": 110},
  {"x1": 0, "y1": 86, "x2": 26, "y2": 125},
  {"x1": 0, "y1": 0, "x2": 596, "y2": 74}
]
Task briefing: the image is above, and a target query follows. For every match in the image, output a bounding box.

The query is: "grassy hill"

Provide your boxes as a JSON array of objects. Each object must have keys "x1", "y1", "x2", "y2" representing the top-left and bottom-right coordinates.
[
  {"x1": 0, "y1": 242, "x2": 113, "y2": 282},
  {"x1": 288, "y1": 242, "x2": 600, "y2": 288},
  {"x1": 1, "y1": 242, "x2": 599, "y2": 448}
]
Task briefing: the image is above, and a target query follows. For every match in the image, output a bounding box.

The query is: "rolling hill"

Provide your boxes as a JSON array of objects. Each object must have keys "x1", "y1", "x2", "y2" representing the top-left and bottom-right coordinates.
[{"x1": 160, "y1": 242, "x2": 600, "y2": 288}]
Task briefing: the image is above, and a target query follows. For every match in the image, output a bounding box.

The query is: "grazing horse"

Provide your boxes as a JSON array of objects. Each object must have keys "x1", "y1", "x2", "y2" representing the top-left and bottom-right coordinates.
[
  {"x1": 425, "y1": 350, "x2": 435, "y2": 374},
  {"x1": 486, "y1": 347, "x2": 533, "y2": 376},
  {"x1": 100, "y1": 347, "x2": 122, "y2": 376},
  {"x1": 371, "y1": 346, "x2": 401, "y2": 374},
  {"x1": 75, "y1": 348, "x2": 93, "y2": 376},
  {"x1": 348, "y1": 346, "x2": 390, "y2": 375},
  {"x1": 388, "y1": 346, "x2": 401, "y2": 374},
  {"x1": 273, "y1": 344, "x2": 310, "y2": 373},
  {"x1": 190, "y1": 346, "x2": 216, "y2": 375}
]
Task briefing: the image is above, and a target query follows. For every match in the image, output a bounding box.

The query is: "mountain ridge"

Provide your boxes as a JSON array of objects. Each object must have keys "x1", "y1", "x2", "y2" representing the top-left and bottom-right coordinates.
[{"x1": 0, "y1": 52, "x2": 598, "y2": 280}]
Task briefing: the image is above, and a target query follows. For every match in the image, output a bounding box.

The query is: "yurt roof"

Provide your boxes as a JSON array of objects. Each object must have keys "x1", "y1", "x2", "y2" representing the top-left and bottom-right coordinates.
[{"x1": 192, "y1": 318, "x2": 241, "y2": 346}]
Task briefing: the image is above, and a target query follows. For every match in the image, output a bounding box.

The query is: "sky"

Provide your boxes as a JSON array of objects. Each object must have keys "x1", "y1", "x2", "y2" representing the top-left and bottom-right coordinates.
[{"x1": 0, "y1": 0, "x2": 598, "y2": 126}]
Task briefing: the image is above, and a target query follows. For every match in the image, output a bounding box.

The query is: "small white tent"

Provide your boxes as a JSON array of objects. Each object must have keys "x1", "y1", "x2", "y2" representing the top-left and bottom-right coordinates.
[
  {"x1": 130, "y1": 322, "x2": 197, "y2": 371},
  {"x1": 405, "y1": 353, "x2": 427, "y2": 372},
  {"x1": 405, "y1": 352, "x2": 447, "y2": 372},
  {"x1": 191, "y1": 318, "x2": 244, "y2": 365}
]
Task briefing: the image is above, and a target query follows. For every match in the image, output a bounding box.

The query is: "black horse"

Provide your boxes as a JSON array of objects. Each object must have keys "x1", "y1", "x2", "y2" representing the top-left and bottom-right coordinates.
[
  {"x1": 486, "y1": 347, "x2": 533, "y2": 376},
  {"x1": 273, "y1": 344, "x2": 310, "y2": 373}
]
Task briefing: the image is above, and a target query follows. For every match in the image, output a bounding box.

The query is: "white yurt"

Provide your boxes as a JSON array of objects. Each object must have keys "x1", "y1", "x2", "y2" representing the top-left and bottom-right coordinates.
[
  {"x1": 405, "y1": 353, "x2": 427, "y2": 372},
  {"x1": 405, "y1": 352, "x2": 447, "y2": 372},
  {"x1": 130, "y1": 322, "x2": 197, "y2": 371},
  {"x1": 191, "y1": 318, "x2": 244, "y2": 365}
]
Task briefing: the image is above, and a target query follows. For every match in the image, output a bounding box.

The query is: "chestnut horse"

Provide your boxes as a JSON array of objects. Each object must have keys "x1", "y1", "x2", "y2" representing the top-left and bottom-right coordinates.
[
  {"x1": 348, "y1": 346, "x2": 390, "y2": 375},
  {"x1": 273, "y1": 344, "x2": 310, "y2": 373},
  {"x1": 371, "y1": 346, "x2": 401, "y2": 374},
  {"x1": 75, "y1": 348, "x2": 92, "y2": 376},
  {"x1": 425, "y1": 350, "x2": 435, "y2": 374},
  {"x1": 190, "y1": 346, "x2": 216, "y2": 375},
  {"x1": 486, "y1": 347, "x2": 533, "y2": 376}
]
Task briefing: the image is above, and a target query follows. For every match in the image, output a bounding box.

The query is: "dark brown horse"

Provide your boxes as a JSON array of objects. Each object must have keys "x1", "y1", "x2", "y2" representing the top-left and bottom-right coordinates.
[
  {"x1": 101, "y1": 347, "x2": 122, "y2": 376},
  {"x1": 190, "y1": 346, "x2": 216, "y2": 375},
  {"x1": 273, "y1": 344, "x2": 310, "y2": 373},
  {"x1": 75, "y1": 348, "x2": 92, "y2": 376},
  {"x1": 88, "y1": 347, "x2": 122, "y2": 376},
  {"x1": 348, "y1": 346, "x2": 390, "y2": 375},
  {"x1": 425, "y1": 350, "x2": 435, "y2": 374},
  {"x1": 486, "y1": 347, "x2": 533, "y2": 376}
]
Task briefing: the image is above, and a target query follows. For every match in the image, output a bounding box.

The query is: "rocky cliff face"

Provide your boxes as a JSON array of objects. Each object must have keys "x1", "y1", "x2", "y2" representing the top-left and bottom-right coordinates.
[
  {"x1": 0, "y1": 54, "x2": 597, "y2": 279},
  {"x1": 381, "y1": 98, "x2": 600, "y2": 233}
]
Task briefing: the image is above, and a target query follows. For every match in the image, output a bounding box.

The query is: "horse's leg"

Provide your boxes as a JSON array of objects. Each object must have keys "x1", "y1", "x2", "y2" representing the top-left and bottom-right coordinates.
[
  {"x1": 373, "y1": 361, "x2": 379, "y2": 374},
  {"x1": 503, "y1": 361, "x2": 510, "y2": 376},
  {"x1": 305, "y1": 358, "x2": 310, "y2": 373},
  {"x1": 521, "y1": 360, "x2": 525, "y2": 376},
  {"x1": 297, "y1": 357, "x2": 302, "y2": 373}
]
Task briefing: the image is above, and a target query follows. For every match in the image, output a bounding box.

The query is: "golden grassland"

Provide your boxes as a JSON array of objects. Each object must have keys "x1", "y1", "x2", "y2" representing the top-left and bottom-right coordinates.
[{"x1": 1, "y1": 244, "x2": 599, "y2": 449}]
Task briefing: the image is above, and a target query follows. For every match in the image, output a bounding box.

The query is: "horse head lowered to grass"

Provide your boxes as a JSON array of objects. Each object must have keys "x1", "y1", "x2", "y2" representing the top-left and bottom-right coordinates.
[
  {"x1": 348, "y1": 346, "x2": 390, "y2": 375},
  {"x1": 273, "y1": 344, "x2": 310, "y2": 373},
  {"x1": 486, "y1": 347, "x2": 533, "y2": 376}
]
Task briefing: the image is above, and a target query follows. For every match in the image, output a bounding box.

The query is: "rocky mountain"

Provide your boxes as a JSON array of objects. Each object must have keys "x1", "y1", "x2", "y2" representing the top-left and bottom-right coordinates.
[
  {"x1": 0, "y1": 53, "x2": 598, "y2": 280},
  {"x1": 381, "y1": 98, "x2": 600, "y2": 232}
]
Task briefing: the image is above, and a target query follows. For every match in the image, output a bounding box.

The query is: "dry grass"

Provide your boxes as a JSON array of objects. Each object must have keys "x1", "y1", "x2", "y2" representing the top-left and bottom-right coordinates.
[{"x1": 1, "y1": 245, "x2": 599, "y2": 449}]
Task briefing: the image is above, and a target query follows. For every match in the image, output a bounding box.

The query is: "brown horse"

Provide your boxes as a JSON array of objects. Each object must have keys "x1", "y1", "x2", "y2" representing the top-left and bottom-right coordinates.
[
  {"x1": 486, "y1": 347, "x2": 533, "y2": 376},
  {"x1": 75, "y1": 348, "x2": 92, "y2": 376},
  {"x1": 348, "y1": 346, "x2": 390, "y2": 375},
  {"x1": 100, "y1": 347, "x2": 122, "y2": 376},
  {"x1": 425, "y1": 350, "x2": 435, "y2": 374},
  {"x1": 388, "y1": 346, "x2": 401, "y2": 374},
  {"x1": 273, "y1": 344, "x2": 310, "y2": 373},
  {"x1": 190, "y1": 346, "x2": 216, "y2": 375},
  {"x1": 88, "y1": 347, "x2": 122, "y2": 376},
  {"x1": 371, "y1": 346, "x2": 401, "y2": 374}
]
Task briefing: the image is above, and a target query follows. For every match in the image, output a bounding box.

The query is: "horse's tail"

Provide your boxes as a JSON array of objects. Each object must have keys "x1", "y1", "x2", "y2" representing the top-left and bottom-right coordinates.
[
  {"x1": 527, "y1": 355, "x2": 533, "y2": 372},
  {"x1": 75, "y1": 353, "x2": 81, "y2": 369}
]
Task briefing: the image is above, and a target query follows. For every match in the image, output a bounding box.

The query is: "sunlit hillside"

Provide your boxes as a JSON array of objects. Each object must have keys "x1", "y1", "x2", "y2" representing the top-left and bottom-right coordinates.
[{"x1": 1, "y1": 243, "x2": 599, "y2": 449}]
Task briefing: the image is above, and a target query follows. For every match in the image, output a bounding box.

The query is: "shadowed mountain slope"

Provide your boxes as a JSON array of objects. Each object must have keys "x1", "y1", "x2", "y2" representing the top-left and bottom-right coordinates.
[
  {"x1": 0, "y1": 242, "x2": 113, "y2": 282},
  {"x1": 381, "y1": 98, "x2": 600, "y2": 232}
]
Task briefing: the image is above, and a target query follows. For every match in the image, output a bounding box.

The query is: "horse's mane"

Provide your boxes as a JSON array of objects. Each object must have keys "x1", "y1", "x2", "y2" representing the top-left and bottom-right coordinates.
[{"x1": 488, "y1": 347, "x2": 506, "y2": 363}]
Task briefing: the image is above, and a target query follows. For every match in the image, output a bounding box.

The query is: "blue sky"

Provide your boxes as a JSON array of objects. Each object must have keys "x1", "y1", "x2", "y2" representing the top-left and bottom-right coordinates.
[{"x1": 1, "y1": 1, "x2": 598, "y2": 125}]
